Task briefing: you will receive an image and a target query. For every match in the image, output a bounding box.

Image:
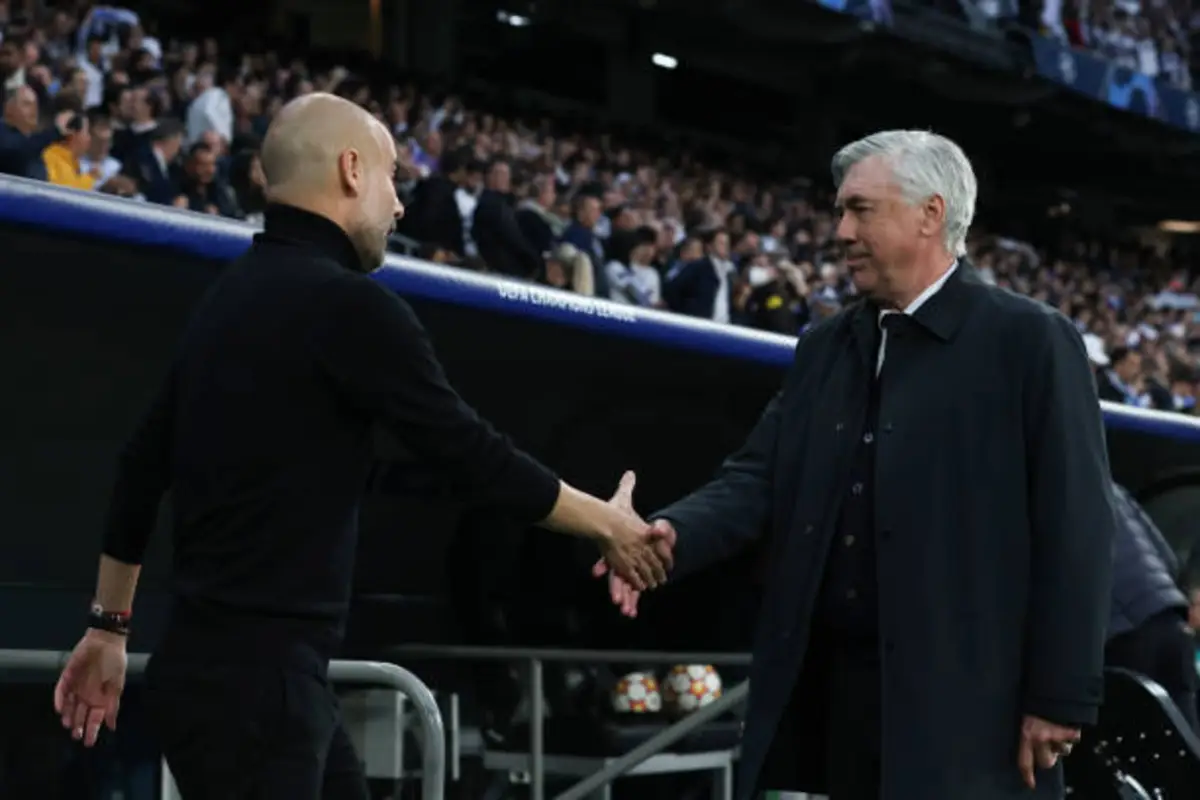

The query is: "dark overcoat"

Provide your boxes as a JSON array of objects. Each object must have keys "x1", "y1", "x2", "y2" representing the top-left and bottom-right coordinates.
[{"x1": 656, "y1": 264, "x2": 1117, "y2": 800}]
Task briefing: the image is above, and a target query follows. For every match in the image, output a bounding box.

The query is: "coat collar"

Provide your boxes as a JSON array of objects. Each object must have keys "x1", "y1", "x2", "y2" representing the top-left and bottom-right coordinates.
[{"x1": 848, "y1": 260, "x2": 984, "y2": 367}]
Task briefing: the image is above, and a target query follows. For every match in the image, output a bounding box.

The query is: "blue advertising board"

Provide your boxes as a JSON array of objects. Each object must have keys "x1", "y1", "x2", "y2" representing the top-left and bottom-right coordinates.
[{"x1": 1031, "y1": 34, "x2": 1200, "y2": 132}]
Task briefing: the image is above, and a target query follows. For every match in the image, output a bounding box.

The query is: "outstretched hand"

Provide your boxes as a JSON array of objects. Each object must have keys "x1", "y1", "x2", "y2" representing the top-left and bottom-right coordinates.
[{"x1": 592, "y1": 472, "x2": 677, "y2": 617}]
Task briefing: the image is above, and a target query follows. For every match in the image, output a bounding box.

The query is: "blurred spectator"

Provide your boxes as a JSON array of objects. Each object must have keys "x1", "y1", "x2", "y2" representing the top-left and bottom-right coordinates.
[
  {"x1": 80, "y1": 110, "x2": 136, "y2": 196},
  {"x1": 186, "y1": 63, "x2": 240, "y2": 151},
  {"x1": 542, "y1": 242, "x2": 595, "y2": 296},
  {"x1": 1, "y1": 85, "x2": 61, "y2": 179},
  {"x1": 472, "y1": 157, "x2": 543, "y2": 280},
  {"x1": 175, "y1": 142, "x2": 238, "y2": 217},
  {"x1": 41, "y1": 109, "x2": 98, "y2": 191},
  {"x1": 111, "y1": 85, "x2": 159, "y2": 163},
  {"x1": 1098, "y1": 345, "x2": 1148, "y2": 406},
  {"x1": 515, "y1": 173, "x2": 562, "y2": 256},
  {"x1": 561, "y1": 192, "x2": 609, "y2": 298},
  {"x1": 399, "y1": 147, "x2": 482, "y2": 259},
  {"x1": 125, "y1": 118, "x2": 184, "y2": 206},
  {"x1": 605, "y1": 226, "x2": 663, "y2": 307},
  {"x1": 663, "y1": 228, "x2": 738, "y2": 323}
]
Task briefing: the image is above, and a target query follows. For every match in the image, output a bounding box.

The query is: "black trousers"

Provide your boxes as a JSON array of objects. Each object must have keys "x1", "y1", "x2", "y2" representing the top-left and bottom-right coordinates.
[
  {"x1": 824, "y1": 646, "x2": 883, "y2": 800},
  {"x1": 1105, "y1": 609, "x2": 1199, "y2": 733},
  {"x1": 144, "y1": 657, "x2": 370, "y2": 800}
]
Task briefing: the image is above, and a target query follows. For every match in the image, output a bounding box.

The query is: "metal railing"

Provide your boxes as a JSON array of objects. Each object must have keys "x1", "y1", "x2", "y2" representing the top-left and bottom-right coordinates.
[
  {"x1": 389, "y1": 644, "x2": 753, "y2": 800},
  {"x1": 0, "y1": 649, "x2": 446, "y2": 800}
]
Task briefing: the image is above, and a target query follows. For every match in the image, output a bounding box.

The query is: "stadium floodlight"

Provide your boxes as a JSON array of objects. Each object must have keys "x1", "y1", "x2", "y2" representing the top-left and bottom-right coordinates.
[{"x1": 651, "y1": 52, "x2": 677, "y2": 69}]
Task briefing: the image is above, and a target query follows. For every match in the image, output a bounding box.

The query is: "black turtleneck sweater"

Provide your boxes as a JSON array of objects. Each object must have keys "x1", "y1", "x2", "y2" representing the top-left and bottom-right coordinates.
[{"x1": 102, "y1": 204, "x2": 560, "y2": 670}]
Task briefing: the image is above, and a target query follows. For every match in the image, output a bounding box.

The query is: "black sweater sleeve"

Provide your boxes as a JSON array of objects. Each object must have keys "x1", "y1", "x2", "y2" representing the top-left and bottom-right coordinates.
[
  {"x1": 101, "y1": 366, "x2": 176, "y2": 564},
  {"x1": 308, "y1": 274, "x2": 561, "y2": 522}
]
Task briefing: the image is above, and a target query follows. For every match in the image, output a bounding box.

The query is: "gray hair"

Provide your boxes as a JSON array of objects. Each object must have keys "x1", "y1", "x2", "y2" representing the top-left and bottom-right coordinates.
[{"x1": 830, "y1": 130, "x2": 977, "y2": 258}]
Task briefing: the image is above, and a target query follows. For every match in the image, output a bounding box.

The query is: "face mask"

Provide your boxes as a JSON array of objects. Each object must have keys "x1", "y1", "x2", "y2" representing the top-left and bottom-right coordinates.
[{"x1": 747, "y1": 266, "x2": 774, "y2": 287}]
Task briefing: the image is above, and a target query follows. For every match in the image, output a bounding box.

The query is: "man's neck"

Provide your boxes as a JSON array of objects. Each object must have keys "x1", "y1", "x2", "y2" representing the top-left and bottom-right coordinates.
[{"x1": 887, "y1": 256, "x2": 956, "y2": 311}]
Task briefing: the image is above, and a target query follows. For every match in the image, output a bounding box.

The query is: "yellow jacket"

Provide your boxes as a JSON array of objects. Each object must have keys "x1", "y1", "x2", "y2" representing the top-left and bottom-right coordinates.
[{"x1": 42, "y1": 142, "x2": 96, "y2": 191}]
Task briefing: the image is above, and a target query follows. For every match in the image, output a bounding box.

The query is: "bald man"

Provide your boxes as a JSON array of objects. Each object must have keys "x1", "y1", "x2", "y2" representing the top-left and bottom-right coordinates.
[{"x1": 52, "y1": 94, "x2": 669, "y2": 798}]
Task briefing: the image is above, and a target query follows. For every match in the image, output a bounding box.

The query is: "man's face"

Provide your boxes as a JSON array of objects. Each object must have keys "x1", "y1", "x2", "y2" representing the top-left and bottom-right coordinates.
[
  {"x1": 4, "y1": 86, "x2": 38, "y2": 133},
  {"x1": 190, "y1": 149, "x2": 217, "y2": 184},
  {"x1": 1189, "y1": 588, "x2": 1200, "y2": 631},
  {"x1": 709, "y1": 232, "x2": 730, "y2": 260},
  {"x1": 834, "y1": 155, "x2": 927, "y2": 303},
  {"x1": 348, "y1": 124, "x2": 404, "y2": 270},
  {"x1": 580, "y1": 196, "x2": 601, "y2": 228},
  {"x1": 159, "y1": 133, "x2": 183, "y2": 162},
  {"x1": 1115, "y1": 352, "x2": 1142, "y2": 382},
  {"x1": 488, "y1": 161, "x2": 511, "y2": 193},
  {"x1": 89, "y1": 121, "x2": 112, "y2": 159},
  {"x1": 69, "y1": 69, "x2": 89, "y2": 97},
  {"x1": 0, "y1": 43, "x2": 19, "y2": 76},
  {"x1": 67, "y1": 119, "x2": 92, "y2": 157}
]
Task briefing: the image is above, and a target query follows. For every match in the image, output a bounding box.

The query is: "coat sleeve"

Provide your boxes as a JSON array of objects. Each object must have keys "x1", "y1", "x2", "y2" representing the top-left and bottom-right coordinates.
[{"x1": 1021, "y1": 311, "x2": 1116, "y2": 728}]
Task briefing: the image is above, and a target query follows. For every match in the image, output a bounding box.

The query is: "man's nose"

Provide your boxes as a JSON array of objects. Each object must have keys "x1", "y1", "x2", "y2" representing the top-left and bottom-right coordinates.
[{"x1": 394, "y1": 201, "x2": 405, "y2": 221}]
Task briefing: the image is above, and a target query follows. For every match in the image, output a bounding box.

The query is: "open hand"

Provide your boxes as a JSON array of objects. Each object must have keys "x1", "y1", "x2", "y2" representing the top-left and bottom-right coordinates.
[
  {"x1": 1017, "y1": 714, "x2": 1080, "y2": 789},
  {"x1": 592, "y1": 472, "x2": 676, "y2": 617},
  {"x1": 53, "y1": 630, "x2": 127, "y2": 747}
]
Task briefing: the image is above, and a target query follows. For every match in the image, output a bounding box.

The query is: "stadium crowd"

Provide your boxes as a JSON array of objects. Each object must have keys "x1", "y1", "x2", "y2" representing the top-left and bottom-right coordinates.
[
  {"x1": 1037, "y1": 0, "x2": 1199, "y2": 90},
  {"x1": 0, "y1": 3, "x2": 1197, "y2": 414}
]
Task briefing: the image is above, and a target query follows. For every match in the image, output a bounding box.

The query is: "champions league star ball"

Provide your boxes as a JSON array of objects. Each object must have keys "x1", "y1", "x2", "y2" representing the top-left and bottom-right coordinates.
[
  {"x1": 611, "y1": 671, "x2": 663, "y2": 714},
  {"x1": 663, "y1": 664, "x2": 722, "y2": 714}
]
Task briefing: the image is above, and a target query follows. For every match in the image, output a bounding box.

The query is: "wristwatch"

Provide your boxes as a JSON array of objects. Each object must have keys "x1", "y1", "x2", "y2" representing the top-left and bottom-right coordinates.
[{"x1": 88, "y1": 602, "x2": 131, "y2": 637}]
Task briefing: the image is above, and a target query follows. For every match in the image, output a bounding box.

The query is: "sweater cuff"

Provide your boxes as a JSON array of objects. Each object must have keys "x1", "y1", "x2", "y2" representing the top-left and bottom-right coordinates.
[{"x1": 1023, "y1": 695, "x2": 1100, "y2": 728}]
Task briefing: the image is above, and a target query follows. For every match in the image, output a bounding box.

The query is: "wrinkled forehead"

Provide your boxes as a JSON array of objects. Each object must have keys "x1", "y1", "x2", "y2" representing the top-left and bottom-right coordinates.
[{"x1": 835, "y1": 155, "x2": 899, "y2": 206}]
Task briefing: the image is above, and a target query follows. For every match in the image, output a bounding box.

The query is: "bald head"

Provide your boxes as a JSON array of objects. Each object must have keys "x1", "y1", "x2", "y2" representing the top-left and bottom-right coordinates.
[
  {"x1": 260, "y1": 92, "x2": 403, "y2": 271},
  {"x1": 260, "y1": 92, "x2": 391, "y2": 196}
]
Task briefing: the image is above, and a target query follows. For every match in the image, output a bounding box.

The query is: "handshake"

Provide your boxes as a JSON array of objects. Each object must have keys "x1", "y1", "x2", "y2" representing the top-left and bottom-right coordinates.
[{"x1": 590, "y1": 471, "x2": 677, "y2": 619}]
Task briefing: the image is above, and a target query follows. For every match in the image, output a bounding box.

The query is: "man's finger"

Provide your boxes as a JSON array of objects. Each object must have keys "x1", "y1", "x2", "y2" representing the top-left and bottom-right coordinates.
[
  {"x1": 53, "y1": 677, "x2": 68, "y2": 715},
  {"x1": 1017, "y1": 739, "x2": 1036, "y2": 789},
  {"x1": 1035, "y1": 741, "x2": 1058, "y2": 770},
  {"x1": 653, "y1": 538, "x2": 674, "y2": 571},
  {"x1": 84, "y1": 705, "x2": 107, "y2": 747},
  {"x1": 105, "y1": 693, "x2": 121, "y2": 732},
  {"x1": 611, "y1": 470, "x2": 636, "y2": 507},
  {"x1": 592, "y1": 559, "x2": 609, "y2": 578}
]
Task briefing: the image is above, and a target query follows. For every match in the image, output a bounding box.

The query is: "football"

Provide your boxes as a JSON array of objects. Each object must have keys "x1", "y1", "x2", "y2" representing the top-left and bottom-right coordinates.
[
  {"x1": 662, "y1": 664, "x2": 722, "y2": 714},
  {"x1": 611, "y1": 671, "x2": 663, "y2": 714}
]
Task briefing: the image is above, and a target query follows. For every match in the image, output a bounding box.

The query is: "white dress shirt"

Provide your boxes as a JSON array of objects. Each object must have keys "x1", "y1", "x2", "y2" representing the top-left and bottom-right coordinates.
[
  {"x1": 876, "y1": 262, "x2": 957, "y2": 376},
  {"x1": 186, "y1": 87, "x2": 233, "y2": 146}
]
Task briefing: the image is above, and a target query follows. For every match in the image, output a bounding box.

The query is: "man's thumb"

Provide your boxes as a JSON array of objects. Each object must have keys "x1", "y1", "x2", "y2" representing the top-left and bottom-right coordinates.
[{"x1": 612, "y1": 470, "x2": 636, "y2": 505}]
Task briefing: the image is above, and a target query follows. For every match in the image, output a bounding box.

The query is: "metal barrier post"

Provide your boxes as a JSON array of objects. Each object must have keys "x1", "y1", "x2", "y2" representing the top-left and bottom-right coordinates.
[
  {"x1": 529, "y1": 657, "x2": 545, "y2": 800},
  {"x1": 554, "y1": 680, "x2": 750, "y2": 800},
  {"x1": 0, "y1": 650, "x2": 445, "y2": 800}
]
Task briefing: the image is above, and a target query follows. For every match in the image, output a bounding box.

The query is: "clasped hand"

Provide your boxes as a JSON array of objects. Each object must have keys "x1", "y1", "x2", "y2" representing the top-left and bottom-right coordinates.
[{"x1": 592, "y1": 471, "x2": 676, "y2": 615}]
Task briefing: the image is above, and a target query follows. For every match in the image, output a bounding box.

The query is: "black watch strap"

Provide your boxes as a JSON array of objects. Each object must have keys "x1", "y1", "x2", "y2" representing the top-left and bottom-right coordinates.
[{"x1": 88, "y1": 603, "x2": 131, "y2": 637}]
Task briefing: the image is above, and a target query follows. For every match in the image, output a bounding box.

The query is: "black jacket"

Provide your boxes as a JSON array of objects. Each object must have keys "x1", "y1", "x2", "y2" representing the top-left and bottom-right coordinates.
[
  {"x1": 656, "y1": 263, "x2": 1115, "y2": 800},
  {"x1": 1108, "y1": 483, "x2": 1188, "y2": 638}
]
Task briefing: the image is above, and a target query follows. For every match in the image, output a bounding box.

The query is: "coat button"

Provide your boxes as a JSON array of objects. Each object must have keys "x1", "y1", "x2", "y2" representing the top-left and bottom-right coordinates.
[
  {"x1": 835, "y1": 422, "x2": 845, "y2": 432},
  {"x1": 863, "y1": 432, "x2": 874, "y2": 444},
  {"x1": 804, "y1": 523, "x2": 815, "y2": 535},
  {"x1": 846, "y1": 589, "x2": 858, "y2": 600},
  {"x1": 851, "y1": 482, "x2": 864, "y2": 495},
  {"x1": 844, "y1": 535, "x2": 855, "y2": 547},
  {"x1": 883, "y1": 422, "x2": 894, "y2": 433}
]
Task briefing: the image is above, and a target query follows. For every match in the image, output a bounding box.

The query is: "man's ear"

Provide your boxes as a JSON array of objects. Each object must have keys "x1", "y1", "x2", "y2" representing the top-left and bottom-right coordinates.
[{"x1": 338, "y1": 148, "x2": 362, "y2": 195}]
